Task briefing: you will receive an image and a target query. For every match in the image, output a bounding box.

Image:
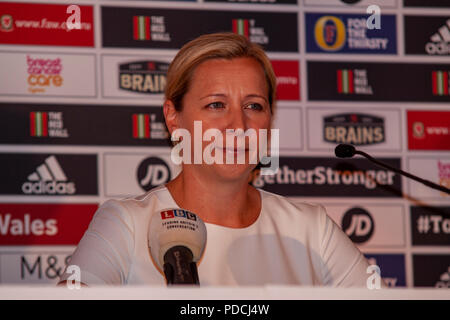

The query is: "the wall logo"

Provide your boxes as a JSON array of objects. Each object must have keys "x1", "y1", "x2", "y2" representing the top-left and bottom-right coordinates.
[
  {"x1": 337, "y1": 68, "x2": 373, "y2": 95},
  {"x1": 21, "y1": 156, "x2": 75, "y2": 195},
  {"x1": 432, "y1": 70, "x2": 449, "y2": 96},
  {"x1": 0, "y1": 14, "x2": 13, "y2": 32},
  {"x1": 26, "y1": 55, "x2": 63, "y2": 94},
  {"x1": 323, "y1": 113, "x2": 385, "y2": 146},
  {"x1": 132, "y1": 113, "x2": 169, "y2": 140},
  {"x1": 136, "y1": 157, "x2": 171, "y2": 191},
  {"x1": 232, "y1": 19, "x2": 268, "y2": 45},
  {"x1": 132, "y1": 15, "x2": 170, "y2": 42},
  {"x1": 30, "y1": 112, "x2": 68, "y2": 138},
  {"x1": 119, "y1": 61, "x2": 168, "y2": 94},
  {"x1": 426, "y1": 19, "x2": 450, "y2": 55},
  {"x1": 341, "y1": 207, "x2": 374, "y2": 243}
]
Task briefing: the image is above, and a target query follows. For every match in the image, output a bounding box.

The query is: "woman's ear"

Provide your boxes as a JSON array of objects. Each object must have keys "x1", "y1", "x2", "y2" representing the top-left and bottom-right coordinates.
[{"x1": 163, "y1": 100, "x2": 179, "y2": 136}]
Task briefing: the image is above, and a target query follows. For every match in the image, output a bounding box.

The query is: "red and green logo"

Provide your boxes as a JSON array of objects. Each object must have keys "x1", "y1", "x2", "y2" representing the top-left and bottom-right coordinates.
[
  {"x1": 337, "y1": 69, "x2": 354, "y2": 94},
  {"x1": 232, "y1": 19, "x2": 249, "y2": 38},
  {"x1": 30, "y1": 112, "x2": 48, "y2": 137},
  {"x1": 133, "y1": 16, "x2": 150, "y2": 41},
  {"x1": 132, "y1": 113, "x2": 150, "y2": 139},
  {"x1": 432, "y1": 70, "x2": 449, "y2": 96}
]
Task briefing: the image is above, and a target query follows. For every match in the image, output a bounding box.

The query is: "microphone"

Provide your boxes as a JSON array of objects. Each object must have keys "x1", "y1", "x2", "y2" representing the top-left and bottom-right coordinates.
[
  {"x1": 148, "y1": 208, "x2": 207, "y2": 285},
  {"x1": 335, "y1": 143, "x2": 450, "y2": 195}
]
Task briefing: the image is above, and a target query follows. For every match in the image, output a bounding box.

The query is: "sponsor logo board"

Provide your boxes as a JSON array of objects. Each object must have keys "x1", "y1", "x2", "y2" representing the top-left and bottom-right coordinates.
[
  {"x1": 307, "y1": 61, "x2": 450, "y2": 102},
  {"x1": 272, "y1": 107, "x2": 302, "y2": 150},
  {"x1": 0, "y1": 203, "x2": 97, "y2": 245},
  {"x1": 250, "y1": 157, "x2": 402, "y2": 197},
  {"x1": 325, "y1": 204, "x2": 405, "y2": 247},
  {"x1": 411, "y1": 206, "x2": 450, "y2": 246},
  {"x1": 405, "y1": 16, "x2": 450, "y2": 56},
  {"x1": 413, "y1": 254, "x2": 450, "y2": 287},
  {"x1": 407, "y1": 157, "x2": 450, "y2": 199},
  {"x1": 408, "y1": 110, "x2": 450, "y2": 150},
  {"x1": 0, "y1": 103, "x2": 171, "y2": 147},
  {"x1": 101, "y1": 7, "x2": 298, "y2": 52},
  {"x1": 0, "y1": 153, "x2": 98, "y2": 196},
  {"x1": 404, "y1": 0, "x2": 450, "y2": 8},
  {"x1": 306, "y1": 108, "x2": 401, "y2": 151},
  {"x1": 304, "y1": 0, "x2": 397, "y2": 7},
  {"x1": 102, "y1": 55, "x2": 171, "y2": 99},
  {"x1": 104, "y1": 153, "x2": 181, "y2": 197},
  {"x1": 0, "y1": 3, "x2": 94, "y2": 47},
  {"x1": 0, "y1": 251, "x2": 73, "y2": 284},
  {"x1": 0, "y1": 52, "x2": 96, "y2": 97},
  {"x1": 364, "y1": 254, "x2": 406, "y2": 287},
  {"x1": 204, "y1": 0, "x2": 297, "y2": 3},
  {"x1": 271, "y1": 60, "x2": 300, "y2": 101},
  {"x1": 306, "y1": 13, "x2": 397, "y2": 54}
]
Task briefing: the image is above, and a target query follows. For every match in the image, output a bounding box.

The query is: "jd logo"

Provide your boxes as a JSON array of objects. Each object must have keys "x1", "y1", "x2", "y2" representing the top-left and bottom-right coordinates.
[
  {"x1": 136, "y1": 157, "x2": 171, "y2": 191},
  {"x1": 341, "y1": 207, "x2": 374, "y2": 243}
]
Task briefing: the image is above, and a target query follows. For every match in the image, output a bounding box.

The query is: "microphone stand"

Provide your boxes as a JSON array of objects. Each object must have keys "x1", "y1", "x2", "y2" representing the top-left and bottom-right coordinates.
[{"x1": 336, "y1": 144, "x2": 450, "y2": 195}]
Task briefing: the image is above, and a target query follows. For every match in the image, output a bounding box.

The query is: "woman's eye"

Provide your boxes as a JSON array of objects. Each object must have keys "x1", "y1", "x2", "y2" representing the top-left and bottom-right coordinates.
[
  {"x1": 245, "y1": 103, "x2": 263, "y2": 111},
  {"x1": 206, "y1": 102, "x2": 225, "y2": 109}
]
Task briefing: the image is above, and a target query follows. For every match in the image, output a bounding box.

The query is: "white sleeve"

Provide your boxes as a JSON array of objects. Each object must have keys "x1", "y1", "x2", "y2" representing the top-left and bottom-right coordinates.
[
  {"x1": 318, "y1": 205, "x2": 373, "y2": 288},
  {"x1": 59, "y1": 199, "x2": 135, "y2": 285}
]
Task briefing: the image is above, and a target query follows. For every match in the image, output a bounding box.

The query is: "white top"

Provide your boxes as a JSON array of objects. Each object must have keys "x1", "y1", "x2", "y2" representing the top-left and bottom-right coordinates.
[{"x1": 60, "y1": 186, "x2": 371, "y2": 287}]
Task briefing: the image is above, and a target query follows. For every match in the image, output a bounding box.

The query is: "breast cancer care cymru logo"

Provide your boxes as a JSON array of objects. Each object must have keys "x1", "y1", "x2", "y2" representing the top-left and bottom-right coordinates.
[{"x1": 170, "y1": 121, "x2": 279, "y2": 175}]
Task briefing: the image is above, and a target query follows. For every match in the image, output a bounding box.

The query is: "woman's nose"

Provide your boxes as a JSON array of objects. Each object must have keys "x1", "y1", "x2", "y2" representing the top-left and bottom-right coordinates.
[{"x1": 227, "y1": 104, "x2": 247, "y2": 131}]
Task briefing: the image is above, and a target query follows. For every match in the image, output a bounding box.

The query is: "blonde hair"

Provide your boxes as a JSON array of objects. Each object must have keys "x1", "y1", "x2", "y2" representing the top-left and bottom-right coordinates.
[{"x1": 165, "y1": 32, "x2": 276, "y2": 112}]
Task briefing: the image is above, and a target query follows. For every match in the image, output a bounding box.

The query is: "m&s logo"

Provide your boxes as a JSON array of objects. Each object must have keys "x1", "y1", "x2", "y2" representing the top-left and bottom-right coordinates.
[{"x1": 314, "y1": 16, "x2": 346, "y2": 51}]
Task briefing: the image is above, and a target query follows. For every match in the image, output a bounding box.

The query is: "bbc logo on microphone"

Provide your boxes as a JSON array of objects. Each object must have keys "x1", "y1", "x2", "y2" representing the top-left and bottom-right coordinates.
[{"x1": 161, "y1": 209, "x2": 197, "y2": 221}]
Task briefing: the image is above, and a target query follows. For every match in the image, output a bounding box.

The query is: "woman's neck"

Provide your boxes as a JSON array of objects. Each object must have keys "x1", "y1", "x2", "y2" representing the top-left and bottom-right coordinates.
[{"x1": 165, "y1": 170, "x2": 261, "y2": 228}]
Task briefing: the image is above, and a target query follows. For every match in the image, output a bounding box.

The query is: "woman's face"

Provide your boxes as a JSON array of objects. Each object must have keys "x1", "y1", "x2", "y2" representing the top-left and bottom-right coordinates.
[{"x1": 174, "y1": 57, "x2": 272, "y2": 182}]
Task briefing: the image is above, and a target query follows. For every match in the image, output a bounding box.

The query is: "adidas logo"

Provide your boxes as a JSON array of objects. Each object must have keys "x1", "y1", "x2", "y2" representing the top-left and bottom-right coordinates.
[
  {"x1": 436, "y1": 266, "x2": 450, "y2": 288},
  {"x1": 21, "y1": 155, "x2": 76, "y2": 195},
  {"x1": 426, "y1": 19, "x2": 450, "y2": 55}
]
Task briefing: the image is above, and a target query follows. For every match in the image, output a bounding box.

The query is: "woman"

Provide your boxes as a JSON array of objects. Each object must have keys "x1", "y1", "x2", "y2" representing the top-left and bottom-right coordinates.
[{"x1": 59, "y1": 33, "x2": 375, "y2": 287}]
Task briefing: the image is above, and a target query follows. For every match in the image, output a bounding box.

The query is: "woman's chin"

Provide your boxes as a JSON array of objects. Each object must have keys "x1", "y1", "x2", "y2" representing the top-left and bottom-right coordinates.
[{"x1": 207, "y1": 162, "x2": 255, "y2": 182}]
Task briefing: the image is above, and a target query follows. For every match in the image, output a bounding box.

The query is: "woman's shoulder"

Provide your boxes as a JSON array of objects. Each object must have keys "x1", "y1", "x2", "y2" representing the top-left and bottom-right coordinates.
[
  {"x1": 258, "y1": 188, "x2": 327, "y2": 224},
  {"x1": 259, "y1": 189, "x2": 324, "y2": 212},
  {"x1": 96, "y1": 185, "x2": 174, "y2": 219}
]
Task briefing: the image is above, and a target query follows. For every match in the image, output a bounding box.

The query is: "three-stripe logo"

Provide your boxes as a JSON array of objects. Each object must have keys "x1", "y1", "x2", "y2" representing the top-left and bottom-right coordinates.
[
  {"x1": 432, "y1": 70, "x2": 449, "y2": 96},
  {"x1": 132, "y1": 113, "x2": 151, "y2": 139},
  {"x1": 30, "y1": 112, "x2": 48, "y2": 137},
  {"x1": 337, "y1": 69, "x2": 354, "y2": 94},
  {"x1": 232, "y1": 19, "x2": 249, "y2": 38},
  {"x1": 21, "y1": 155, "x2": 76, "y2": 194},
  {"x1": 133, "y1": 16, "x2": 150, "y2": 41}
]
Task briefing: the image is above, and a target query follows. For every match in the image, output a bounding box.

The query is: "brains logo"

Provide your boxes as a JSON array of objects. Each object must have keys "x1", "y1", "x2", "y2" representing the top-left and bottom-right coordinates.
[
  {"x1": 0, "y1": 14, "x2": 13, "y2": 32},
  {"x1": 314, "y1": 16, "x2": 346, "y2": 51}
]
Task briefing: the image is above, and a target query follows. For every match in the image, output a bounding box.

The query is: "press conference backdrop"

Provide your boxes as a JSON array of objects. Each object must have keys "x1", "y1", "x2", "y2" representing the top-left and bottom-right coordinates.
[{"x1": 0, "y1": 0, "x2": 449, "y2": 289}]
